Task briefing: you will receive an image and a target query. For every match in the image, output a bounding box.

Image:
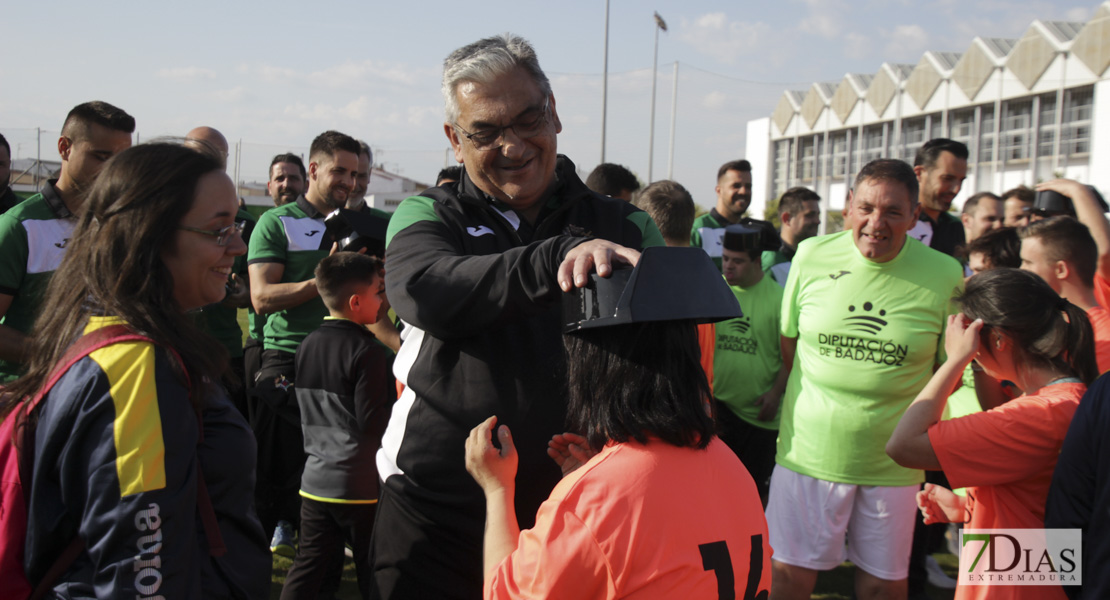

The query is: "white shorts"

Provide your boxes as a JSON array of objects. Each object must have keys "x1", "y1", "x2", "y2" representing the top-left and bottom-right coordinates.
[{"x1": 765, "y1": 464, "x2": 918, "y2": 580}]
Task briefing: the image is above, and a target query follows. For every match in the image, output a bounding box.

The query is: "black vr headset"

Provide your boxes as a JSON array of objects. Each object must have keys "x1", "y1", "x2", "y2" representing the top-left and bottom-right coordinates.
[
  {"x1": 722, "y1": 218, "x2": 780, "y2": 253},
  {"x1": 321, "y1": 208, "x2": 389, "y2": 257},
  {"x1": 563, "y1": 246, "x2": 742, "y2": 332},
  {"x1": 1032, "y1": 187, "x2": 1109, "y2": 219}
]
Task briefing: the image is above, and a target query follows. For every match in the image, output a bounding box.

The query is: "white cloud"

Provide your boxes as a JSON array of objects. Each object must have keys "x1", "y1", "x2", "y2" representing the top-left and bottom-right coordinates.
[
  {"x1": 702, "y1": 91, "x2": 726, "y2": 110},
  {"x1": 1064, "y1": 7, "x2": 1091, "y2": 21},
  {"x1": 677, "y1": 13, "x2": 772, "y2": 65},
  {"x1": 209, "y1": 86, "x2": 249, "y2": 103},
  {"x1": 256, "y1": 64, "x2": 299, "y2": 83},
  {"x1": 883, "y1": 25, "x2": 930, "y2": 60},
  {"x1": 844, "y1": 32, "x2": 871, "y2": 60},
  {"x1": 798, "y1": 0, "x2": 848, "y2": 39},
  {"x1": 156, "y1": 66, "x2": 216, "y2": 81},
  {"x1": 406, "y1": 105, "x2": 441, "y2": 127},
  {"x1": 306, "y1": 60, "x2": 432, "y2": 90}
]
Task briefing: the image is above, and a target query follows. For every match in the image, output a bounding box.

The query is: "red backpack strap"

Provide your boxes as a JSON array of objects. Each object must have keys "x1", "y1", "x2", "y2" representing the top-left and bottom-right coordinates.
[{"x1": 28, "y1": 325, "x2": 150, "y2": 412}]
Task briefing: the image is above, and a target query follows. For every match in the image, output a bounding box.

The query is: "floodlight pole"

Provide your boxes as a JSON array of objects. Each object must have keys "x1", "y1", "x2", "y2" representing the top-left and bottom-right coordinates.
[
  {"x1": 601, "y1": 0, "x2": 610, "y2": 163},
  {"x1": 648, "y1": 11, "x2": 667, "y2": 184}
]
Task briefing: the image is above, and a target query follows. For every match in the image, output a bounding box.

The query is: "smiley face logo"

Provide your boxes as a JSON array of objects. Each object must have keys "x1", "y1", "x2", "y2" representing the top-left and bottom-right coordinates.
[
  {"x1": 726, "y1": 316, "x2": 752, "y2": 335},
  {"x1": 844, "y1": 302, "x2": 888, "y2": 334}
]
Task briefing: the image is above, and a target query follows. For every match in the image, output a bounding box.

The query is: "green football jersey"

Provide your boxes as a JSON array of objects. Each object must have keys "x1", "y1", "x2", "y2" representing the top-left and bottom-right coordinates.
[
  {"x1": 713, "y1": 275, "x2": 784, "y2": 430},
  {"x1": 778, "y1": 230, "x2": 963, "y2": 486}
]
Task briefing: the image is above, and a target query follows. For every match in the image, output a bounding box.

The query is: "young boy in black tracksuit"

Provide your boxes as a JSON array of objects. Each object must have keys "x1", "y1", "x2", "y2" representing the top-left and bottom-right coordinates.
[{"x1": 281, "y1": 253, "x2": 394, "y2": 600}]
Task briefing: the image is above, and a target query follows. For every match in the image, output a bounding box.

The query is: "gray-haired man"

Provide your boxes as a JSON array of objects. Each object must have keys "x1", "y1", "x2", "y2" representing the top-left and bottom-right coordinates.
[{"x1": 371, "y1": 33, "x2": 663, "y2": 599}]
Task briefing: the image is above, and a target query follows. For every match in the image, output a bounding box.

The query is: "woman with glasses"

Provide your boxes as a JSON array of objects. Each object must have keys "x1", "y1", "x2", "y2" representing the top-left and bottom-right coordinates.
[
  {"x1": 886, "y1": 268, "x2": 1096, "y2": 600},
  {"x1": 1, "y1": 142, "x2": 269, "y2": 598}
]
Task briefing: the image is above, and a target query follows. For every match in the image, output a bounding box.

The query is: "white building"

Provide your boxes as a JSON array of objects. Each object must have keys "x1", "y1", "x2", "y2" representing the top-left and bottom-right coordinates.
[{"x1": 745, "y1": 2, "x2": 1110, "y2": 228}]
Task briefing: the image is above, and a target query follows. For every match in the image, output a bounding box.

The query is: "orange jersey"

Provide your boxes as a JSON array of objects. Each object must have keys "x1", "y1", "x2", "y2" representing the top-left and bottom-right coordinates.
[
  {"x1": 928, "y1": 381, "x2": 1084, "y2": 600},
  {"x1": 1090, "y1": 273, "x2": 1110, "y2": 373},
  {"x1": 697, "y1": 322, "x2": 715, "y2": 394},
  {"x1": 486, "y1": 437, "x2": 771, "y2": 600}
]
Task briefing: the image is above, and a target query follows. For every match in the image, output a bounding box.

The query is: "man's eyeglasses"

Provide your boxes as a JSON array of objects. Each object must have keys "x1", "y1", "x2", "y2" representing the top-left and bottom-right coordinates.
[
  {"x1": 179, "y1": 221, "x2": 245, "y2": 246},
  {"x1": 454, "y1": 99, "x2": 550, "y2": 151}
]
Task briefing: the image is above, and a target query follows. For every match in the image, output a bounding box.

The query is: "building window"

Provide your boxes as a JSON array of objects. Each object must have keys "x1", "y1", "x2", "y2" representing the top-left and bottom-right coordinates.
[
  {"x1": 1037, "y1": 93, "x2": 1057, "y2": 158},
  {"x1": 902, "y1": 117, "x2": 926, "y2": 163},
  {"x1": 979, "y1": 105, "x2": 995, "y2": 163},
  {"x1": 863, "y1": 125, "x2": 884, "y2": 165},
  {"x1": 928, "y1": 114, "x2": 944, "y2": 142},
  {"x1": 831, "y1": 132, "x2": 849, "y2": 178},
  {"x1": 950, "y1": 109, "x2": 975, "y2": 159},
  {"x1": 798, "y1": 138, "x2": 817, "y2": 182},
  {"x1": 772, "y1": 140, "x2": 791, "y2": 196},
  {"x1": 1001, "y1": 99, "x2": 1032, "y2": 161},
  {"x1": 1063, "y1": 86, "x2": 1093, "y2": 156}
]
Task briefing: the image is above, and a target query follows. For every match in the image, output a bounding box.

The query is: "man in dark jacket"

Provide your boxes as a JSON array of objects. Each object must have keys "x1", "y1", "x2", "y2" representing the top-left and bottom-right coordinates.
[
  {"x1": 1046, "y1": 372, "x2": 1110, "y2": 599},
  {"x1": 371, "y1": 33, "x2": 663, "y2": 600}
]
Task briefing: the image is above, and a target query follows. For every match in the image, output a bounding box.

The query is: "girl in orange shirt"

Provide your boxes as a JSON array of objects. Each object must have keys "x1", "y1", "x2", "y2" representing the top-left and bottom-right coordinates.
[{"x1": 886, "y1": 268, "x2": 1096, "y2": 600}]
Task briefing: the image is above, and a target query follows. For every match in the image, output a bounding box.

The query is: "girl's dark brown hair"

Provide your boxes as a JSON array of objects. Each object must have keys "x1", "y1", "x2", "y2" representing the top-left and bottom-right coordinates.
[
  {"x1": 959, "y1": 268, "x2": 1097, "y2": 385},
  {"x1": 563, "y1": 320, "x2": 715, "y2": 451},
  {"x1": 2, "y1": 143, "x2": 229, "y2": 418}
]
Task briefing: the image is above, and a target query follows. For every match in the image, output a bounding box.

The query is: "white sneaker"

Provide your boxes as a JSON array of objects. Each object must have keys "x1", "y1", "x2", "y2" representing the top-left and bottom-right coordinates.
[{"x1": 926, "y1": 555, "x2": 957, "y2": 589}]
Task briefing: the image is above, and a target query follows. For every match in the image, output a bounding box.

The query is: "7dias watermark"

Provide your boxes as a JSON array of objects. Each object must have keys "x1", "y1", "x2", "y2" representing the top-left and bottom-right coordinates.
[{"x1": 959, "y1": 529, "x2": 1081, "y2": 586}]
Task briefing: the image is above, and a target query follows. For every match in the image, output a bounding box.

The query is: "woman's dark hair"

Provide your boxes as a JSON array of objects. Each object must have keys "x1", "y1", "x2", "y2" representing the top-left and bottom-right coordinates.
[
  {"x1": 2, "y1": 143, "x2": 229, "y2": 417},
  {"x1": 958, "y1": 268, "x2": 1097, "y2": 385},
  {"x1": 563, "y1": 320, "x2": 714, "y2": 450}
]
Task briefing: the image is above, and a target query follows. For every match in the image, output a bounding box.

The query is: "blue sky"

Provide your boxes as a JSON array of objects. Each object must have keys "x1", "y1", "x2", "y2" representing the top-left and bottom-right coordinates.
[{"x1": 1, "y1": 0, "x2": 1095, "y2": 208}]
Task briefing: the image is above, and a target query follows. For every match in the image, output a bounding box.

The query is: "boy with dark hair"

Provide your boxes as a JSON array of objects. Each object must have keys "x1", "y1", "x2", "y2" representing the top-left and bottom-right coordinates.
[
  {"x1": 634, "y1": 180, "x2": 695, "y2": 246},
  {"x1": 281, "y1": 252, "x2": 394, "y2": 600},
  {"x1": 585, "y1": 163, "x2": 640, "y2": 202}
]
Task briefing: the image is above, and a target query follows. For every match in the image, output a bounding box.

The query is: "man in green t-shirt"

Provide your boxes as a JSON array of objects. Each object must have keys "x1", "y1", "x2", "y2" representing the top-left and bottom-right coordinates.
[
  {"x1": 0, "y1": 101, "x2": 134, "y2": 382},
  {"x1": 690, "y1": 159, "x2": 752, "y2": 269},
  {"x1": 244, "y1": 153, "x2": 309, "y2": 401},
  {"x1": 762, "y1": 186, "x2": 821, "y2": 286},
  {"x1": 247, "y1": 130, "x2": 361, "y2": 555},
  {"x1": 768, "y1": 159, "x2": 963, "y2": 600},
  {"x1": 715, "y1": 224, "x2": 787, "y2": 506}
]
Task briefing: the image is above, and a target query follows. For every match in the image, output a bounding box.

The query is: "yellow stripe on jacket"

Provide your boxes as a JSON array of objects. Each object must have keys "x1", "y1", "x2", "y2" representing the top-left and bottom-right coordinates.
[{"x1": 84, "y1": 316, "x2": 167, "y2": 497}]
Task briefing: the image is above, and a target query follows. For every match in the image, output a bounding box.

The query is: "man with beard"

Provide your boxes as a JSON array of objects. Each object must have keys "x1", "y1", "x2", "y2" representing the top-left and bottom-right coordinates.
[
  {"x1": 243, "y1": 153, "x2": 308, "y2": 451},
  {"x1": 905, "y1": 138, "x2": 969, "y2": 596},
  {"x1": 268, "y1": 153, "x2": 307, "y2": 206},
  {"x1": 348, "y1": 140, "x2": 372, "y2": 210},
  {"x1": 907, "y1": 138, "x2": 968, "y2": 257},
  {"x1": 247, "y1": 130, "x2": 360, "y2": 557},
  {"x1": 762, "y1": 186, "x2": 821, "y2": 285},
  {"x1": 691, "y1": 159, "x2": 753, "y2": 269}
]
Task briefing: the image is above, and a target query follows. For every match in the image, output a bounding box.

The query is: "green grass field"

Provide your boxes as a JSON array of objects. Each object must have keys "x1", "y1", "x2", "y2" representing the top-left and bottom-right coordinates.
[
  {"x1": 248, "y1": 308, "x2": 957, "y2": 600},
  {"x1": 266, "y1": 553, "x2": 959, "y2": 599}
]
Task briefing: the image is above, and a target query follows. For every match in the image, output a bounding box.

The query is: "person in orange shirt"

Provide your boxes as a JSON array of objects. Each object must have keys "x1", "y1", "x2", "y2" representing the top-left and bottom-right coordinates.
[
  {"x1": 886, "y1": 268, "x2": 1097, "y2": 600},
  {"x1": 1019, "y1": 179, "x2": 1110, "y2": 374},
  {"x1": 464, "y1": 248, "x2": 771, "y2": 600}
]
